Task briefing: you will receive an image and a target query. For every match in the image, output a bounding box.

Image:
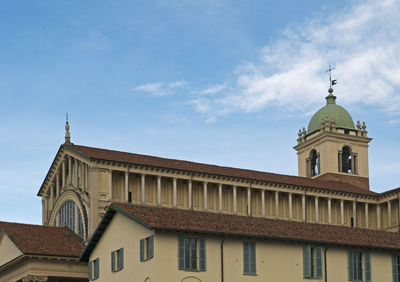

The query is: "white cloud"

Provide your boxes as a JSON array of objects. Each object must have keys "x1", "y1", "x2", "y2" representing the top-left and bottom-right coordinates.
[
  {"x1": 132, "y1": 80, "x2": 187, "y2": 96},
  {"x1": 191, "y1": 0, "x2": 400, "y2": 117},
  {"x1": 194, "y1": 84, "x2": 227, "y2": 95}
]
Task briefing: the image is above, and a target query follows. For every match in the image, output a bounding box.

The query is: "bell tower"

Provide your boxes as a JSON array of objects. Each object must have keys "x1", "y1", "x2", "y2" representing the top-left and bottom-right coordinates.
[{"x1": 293, "y1": 88, "x2": 372, "y2": 190}]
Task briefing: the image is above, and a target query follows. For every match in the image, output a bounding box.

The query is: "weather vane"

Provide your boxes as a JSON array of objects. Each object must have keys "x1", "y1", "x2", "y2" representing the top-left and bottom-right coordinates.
[{"x1": 327, "y1": 64, "x2": 337, "y2": 89}]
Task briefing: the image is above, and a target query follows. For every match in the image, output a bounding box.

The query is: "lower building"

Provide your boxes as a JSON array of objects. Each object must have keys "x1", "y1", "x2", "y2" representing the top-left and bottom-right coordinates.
[
  {"x1": 80, "y1": 203, "x2": 400, "y2": 282},
  {"x1": 0, "y1": 222, "x2": 87, "y2": 282}
]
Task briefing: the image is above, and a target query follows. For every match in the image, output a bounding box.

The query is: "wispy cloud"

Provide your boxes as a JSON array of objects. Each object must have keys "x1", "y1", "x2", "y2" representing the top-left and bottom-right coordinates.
[
  {"x1": 193, "y1": 84, "x2": 227, "y2": 95},
  {"x1": 132, "y1": 80, "x2": 187, "y2": 96},
  {"x1": 191, "y1": 0, "x2": 400, "y2": 117}
]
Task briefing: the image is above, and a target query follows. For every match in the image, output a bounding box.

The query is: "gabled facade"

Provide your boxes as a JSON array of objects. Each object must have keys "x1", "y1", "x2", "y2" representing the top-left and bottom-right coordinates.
[{"x1": 80, "y1": 203, "x2": 400, "y2": 282}]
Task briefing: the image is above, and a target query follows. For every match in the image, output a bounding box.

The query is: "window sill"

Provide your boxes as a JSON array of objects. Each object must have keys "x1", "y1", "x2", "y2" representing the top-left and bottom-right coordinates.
[{"x1": 243, "y1": 273, "x2": 257, "y2": 276}]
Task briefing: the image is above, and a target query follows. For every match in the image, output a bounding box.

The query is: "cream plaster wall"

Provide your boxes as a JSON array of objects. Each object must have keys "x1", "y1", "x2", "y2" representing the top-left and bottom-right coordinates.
[
  {"x1": 0, "y1": 232, "x2": 22, "y2": 267},
  {"x1": 88, "y1": 213, "x2": 396, "y2": 282},
  {"x1": 89, "y1": 213, "x2": 155, "y2": 282}
]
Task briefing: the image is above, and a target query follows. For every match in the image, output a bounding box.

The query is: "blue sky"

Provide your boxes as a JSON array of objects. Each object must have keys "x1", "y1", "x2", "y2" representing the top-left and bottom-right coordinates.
[{"x1": 1, "y1": 0, "x2": 399, "y2": 224}]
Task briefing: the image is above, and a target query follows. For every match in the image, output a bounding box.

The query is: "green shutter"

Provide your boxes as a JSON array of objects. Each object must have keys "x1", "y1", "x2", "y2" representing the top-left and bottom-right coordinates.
[
  {"x1": 303, "y1": 246, "x2": 311, "y2": 278},
  {"x1": 393, "y1": 256, "x2": 399, "y2": 282},
  {"x1": 250, "y1": 243, "x2": 256, "y2": 274},
  {"x1": 88, "y1": 261, "x2": 92, "y2": 281},
  {"x1": 199, "y1": 238, "x2": 206, "y2": 271},
  {"x1": 94, "y1": 259, "x2": 99, "y2": 279},
  {"x1": 316, "y1": 247, "x2": 323, "y2": 278},
  {"x1": 111, "y1": 251, "x2": 115, "y2": 272},
  {"x1": 119, "y1": 248, "x2": 124, "y2": 270},
  {"x1": 243, "y1": 242, "x2": 249, "y2": 274},
  {"x1": 140, "y1": 239, "x2": 144, "y2": 262},
  {"x1": 178, "y1": 236, "x2": 185, "y2": 270},
  {"x1": 348, "y1": 251, "x2": 354, "y2": 281},
  {"x1": 364, "y1": 252, "x2": 371, "y2": 281},
  {"x1": 149, "y1": 235, "x2": 154, "y2": 259}
]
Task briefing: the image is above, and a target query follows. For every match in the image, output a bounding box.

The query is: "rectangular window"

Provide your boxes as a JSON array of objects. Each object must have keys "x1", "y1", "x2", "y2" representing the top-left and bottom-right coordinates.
[
  {"x1": 178, "y1": 237, "x2": 206, "y2": 271},
  {"x1": 348, "y1": 251, "x2": 371, "y2": 281},
  {"x1": 89, "y1": 258, "x2": 99, "y2": 280},
  {"x1": 393, "y1": 255, "x2": 400, "y2": 282},
  {"x1": 303, "y1": 246, "x2": 322, "y2": 279},
  {"x1": 243, "y1": 242, "x2": 256, "y2": 275},
  {"x1": 140, "y1": 235, "x2": 154, "y2": 262},
  {"x1": 111, "y1": 248, "x2": 124, "y2": 272}
]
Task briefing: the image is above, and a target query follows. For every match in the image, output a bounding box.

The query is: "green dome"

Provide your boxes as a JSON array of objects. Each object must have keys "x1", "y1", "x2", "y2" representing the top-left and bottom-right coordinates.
[{"x1": 307, "y1": 91, "x2": 355, "y2": 134}]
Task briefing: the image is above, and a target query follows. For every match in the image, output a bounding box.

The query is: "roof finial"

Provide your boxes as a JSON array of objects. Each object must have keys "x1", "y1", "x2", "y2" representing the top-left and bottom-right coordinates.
[
  {"x1": 327, "y1": 64, "x2": 337, "y2": 93},
  {"x1": 65, "y1": 113, "x2": 71, "y2": 144}
]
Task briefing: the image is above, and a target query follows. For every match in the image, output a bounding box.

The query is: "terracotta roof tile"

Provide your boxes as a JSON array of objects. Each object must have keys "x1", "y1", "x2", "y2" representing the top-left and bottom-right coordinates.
[
  {"x1": 114, "y1": 203, "x2": 400, "y2": 250},
  {"x1": 0, "y1": 221, "x2": 84, "y2": 257},
  {"x1": 67, "y1": 144, "x2": 376, "y2": 195}
]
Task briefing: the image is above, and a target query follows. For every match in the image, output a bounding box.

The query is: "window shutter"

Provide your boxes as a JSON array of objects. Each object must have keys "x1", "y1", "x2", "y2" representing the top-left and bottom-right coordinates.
[
  {"x1": 178, "y1": 236, "x2": 185, "y2": 270},
  {"x1": 243, "y1": 242, "x2": 249, "y2": 274},
  {"x1": 348, "y1": 251, "x2": 354, "y2": 281},
  {"x1": 111, "y1": 251, "x2": 115, "y2": 272},
  {"x1": 119, "y1": 248, "x2": 124, "y2": 270},
  {"x1": 303, "y1": 246, "x2": 311, "y2": 278},
  {"x1": 364, "y1": 252, "x2": 371, "y2": 281},
  {"x1": 88, "y1": 261, "x2": 92, "y2": 281},
  {"x1": 140, "y1": 239, "x2": 144, "y2": 262},
  {"x1": 149, "y1": 235, "x2": 154, "y2": 259},
  {"x1": 393, "y1": 256, "x2": 399, "y2": 282},
  {"x1": 316, "y1": 247, "x2": 323, "y2": 278},
  {"x1": 95, "y1": 259, "x2": 99, "y2": 279},
  {"x1": 250, "y1": 243, "x2": 256, "y2": 274},
  {"x1": 199, "y1": 238, "x2": 206, "y2": 271}
]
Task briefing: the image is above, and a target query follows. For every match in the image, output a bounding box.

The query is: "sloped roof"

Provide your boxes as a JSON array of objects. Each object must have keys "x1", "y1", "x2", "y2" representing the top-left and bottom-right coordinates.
[
  {"x1": 66, "y1": 144, "x2": 376, "y2": 195},
  {"x1": 81, "y1": 203, "x2": 400, "y2": 261},
  {"x1": 0, "y1": 221, "x2": 84, "y2": 258}
]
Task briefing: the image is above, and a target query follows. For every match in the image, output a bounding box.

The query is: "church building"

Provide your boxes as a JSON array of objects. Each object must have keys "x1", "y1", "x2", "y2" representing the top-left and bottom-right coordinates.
[{"x1": 1, "y1": 87, "x2": 400, "y2": 282}]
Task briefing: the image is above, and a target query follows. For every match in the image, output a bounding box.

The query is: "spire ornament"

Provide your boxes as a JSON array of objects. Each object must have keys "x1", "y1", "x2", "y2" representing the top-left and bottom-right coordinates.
[{"x1": 65, "y1": 113, "x2": 71, "y2": 144}]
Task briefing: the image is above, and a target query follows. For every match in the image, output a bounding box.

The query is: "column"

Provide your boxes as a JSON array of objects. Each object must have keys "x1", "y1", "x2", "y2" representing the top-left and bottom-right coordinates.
[
  {"x1": 108, "y1": 170, "x2": 113, "y2": 201},
  {"x1": 398, "y1": 195, "x2": 400, "y2": 231},
  {"x1": 157, "y1": 176, "x2": 162, "y2": 206},
  {"x1": 353, "y1": 201, "x2": 357, "y2": 227},
  {"x1": 141, "y1": 174, "x2": 146, "y2": 204},
  {"x1": 125, "y1": 171, "x2": 129, "y2": 203},
  {"x1": 62, "y1": 160, "x2": 66, "y2": 188},
  {"x1": 247, "y1": 186, "x2": 251, "y2": 216},
  {"x1": 315, "y1": 197, "x2": 319, "y2": 223},
  {"x1": 75, "y1": 159, "x2": 79, "y2": 188},
  {"x1": 85, "y1": 164, "x2": 89, "y2": 191},
  {"x1": 68, "y1": 156, "x2": 72, "y2": 185},
  {"x1": 388, "y1": 201, "x2": 392, "y2": 228},
  {"x1": 50, "y1": 184, "x2": 54, "y2": 210},
  {"x1": 261, "y1": 190, "x2": 266, "y2": 217},
  {"x1": 275, "y1": 191, "x2": 279, "y2": 219},
  {"x1": 377, "y1": 204, "x2": 381, "y2": 229},
  {"x1": 44, "y1": 198, "x2": 48, "y2": 223},
  {"x1": 340, "y1": 200, "x2": 344, "y2": 225},
  {"x1": 233, "y1": 185, "x2": 237, "y2": 215},
  {"x1": 188, "y1": 179, "x2": 192, "y2": 209},
  {"x1": 365, "y1": 203, "x2": 369, "y2": 228},
  {"x1": 302, "y1": 194, "x2": 306, "y2": 221},
  {"x1": 288, "y1": 193, "x2": 293, "y2": 220},
  {"x1": 203, "y1": 182, "x2": 207, "y2": 211},
  {"x1": 56, "y1": 173, "x2": 60, "y2": 198},
  {"x1": 326, "y1": 198, "x2": 331, "y2": 224},
  {"x1": 173, "y1": 178, "x2": 177, "y2": 208},
  {"x1": 218, "y1": 183, "x2": 223, "y2": 213}
]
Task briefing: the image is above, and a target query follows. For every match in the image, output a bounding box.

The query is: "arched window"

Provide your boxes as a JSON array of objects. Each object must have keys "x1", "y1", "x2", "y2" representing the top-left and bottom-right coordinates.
[
  {"x1": 339, "y1": 146, "x2": 356, "y2": 174},
  {"x1": 57, "y1": 200, "x2": 84, "y2": 237},
  {"x1": 309, "y1": 149, "x2": 319, "y2": 177}
]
